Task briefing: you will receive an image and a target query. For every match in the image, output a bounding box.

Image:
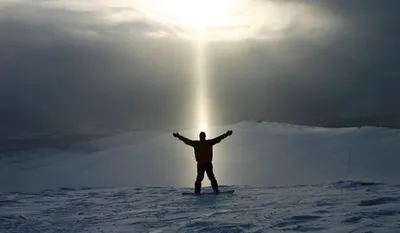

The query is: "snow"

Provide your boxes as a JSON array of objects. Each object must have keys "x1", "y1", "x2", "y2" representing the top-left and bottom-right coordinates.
[
  {"x1": 1, "y1": 182, "x2": 400, "y2": 232},
  {"x1": 1, "y1": 121, "x2": 400, "y2": 232}
]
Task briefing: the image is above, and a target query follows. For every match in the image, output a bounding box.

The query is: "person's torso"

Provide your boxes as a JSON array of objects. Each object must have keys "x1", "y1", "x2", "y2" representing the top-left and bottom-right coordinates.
[{"x1": 193, "y1": 140, "x2": 213, "y2": 163}]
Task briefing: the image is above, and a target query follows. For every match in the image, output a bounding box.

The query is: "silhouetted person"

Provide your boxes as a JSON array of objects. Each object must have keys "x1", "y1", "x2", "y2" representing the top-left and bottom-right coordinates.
[{"x1": 173, "y1": 130, "x2": 233, "y2": 194}]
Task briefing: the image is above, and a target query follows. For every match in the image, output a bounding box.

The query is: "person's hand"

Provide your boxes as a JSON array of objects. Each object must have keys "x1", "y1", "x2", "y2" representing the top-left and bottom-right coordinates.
[
  {"x1": 226, "y1": 130, "x2": 233, "y2": 136},
  {"x1": 173, "y1": 132, "x2": 180, "y2": 138}
]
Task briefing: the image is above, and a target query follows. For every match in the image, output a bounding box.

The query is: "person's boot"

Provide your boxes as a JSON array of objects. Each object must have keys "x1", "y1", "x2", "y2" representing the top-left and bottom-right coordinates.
[
  {"x1": 194, "y1": 181, "x2": 201, "y2": 194},
  {"x1": 212, "y1": 185, "x2": 220, "y2": 194},
  {"x1": 211, "y1": 179, "x2": 219, "y2": 193}
]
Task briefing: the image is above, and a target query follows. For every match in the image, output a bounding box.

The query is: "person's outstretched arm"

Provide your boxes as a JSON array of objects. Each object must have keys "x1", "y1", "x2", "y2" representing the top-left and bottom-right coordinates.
[
  {"x1": 210, "y1": 130, "x2": 233, "y2": 145},
  {"x1": 173, "y1": 132, "x2": 195, "y2": 147}
]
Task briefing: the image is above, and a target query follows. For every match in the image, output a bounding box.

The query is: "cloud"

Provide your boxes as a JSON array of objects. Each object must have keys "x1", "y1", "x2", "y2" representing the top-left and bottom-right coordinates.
[
  {"x1": 0, "y1": 2, "x2": 196, "y2": 135},
  {"x1": 205, "y1": 0, "x2": 400, "y2": 123},
  {"x1": 0, "y1": 0, "x2": 400, "y2": 137}
]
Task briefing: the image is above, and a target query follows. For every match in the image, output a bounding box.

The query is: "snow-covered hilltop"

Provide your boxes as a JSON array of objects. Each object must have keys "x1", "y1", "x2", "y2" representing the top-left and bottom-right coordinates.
[
  {"x1": 1, "y1": 121, "x2": 400, "y2": 232},
  {"x1": 1, "y1": 121, "x2": 400, "y2": 192}
]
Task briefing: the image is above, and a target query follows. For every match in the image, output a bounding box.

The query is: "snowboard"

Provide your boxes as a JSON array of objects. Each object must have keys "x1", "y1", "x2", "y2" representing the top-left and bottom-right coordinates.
[{"x1": 182, "y1": 190, "x2": 234, "y2": 196}]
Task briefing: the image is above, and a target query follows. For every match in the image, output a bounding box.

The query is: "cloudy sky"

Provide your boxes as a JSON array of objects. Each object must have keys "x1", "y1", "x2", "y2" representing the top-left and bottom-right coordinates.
[{"x1": 1, "y1": 0, "x2": 399, "y2": 136}]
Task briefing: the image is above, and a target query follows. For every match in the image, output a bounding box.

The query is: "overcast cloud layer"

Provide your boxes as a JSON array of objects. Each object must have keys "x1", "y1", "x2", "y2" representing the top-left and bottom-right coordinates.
[{"x1": 1, "y1": 0, "x2": 400, "y2": 137}]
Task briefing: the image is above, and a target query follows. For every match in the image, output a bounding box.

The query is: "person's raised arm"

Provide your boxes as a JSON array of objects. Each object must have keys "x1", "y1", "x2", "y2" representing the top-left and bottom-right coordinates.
[
  {"x1": 173, "y1": 132, "x2": 195, "y2": 147},
  {"x1": 210, "y1": 130, "x2": 233, "y2": 145}
]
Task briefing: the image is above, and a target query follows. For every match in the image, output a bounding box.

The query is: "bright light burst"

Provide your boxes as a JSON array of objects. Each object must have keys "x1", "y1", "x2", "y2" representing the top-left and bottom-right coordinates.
[
  {"x1": 146, "y1": 0, "x2": 239, "y2": 31},
  {"x1": 43, "y1": 0, "x2": 340, "y2": 41},
  {"x1": 128, "y1": 0, "x2": 338, "y2": 41}
]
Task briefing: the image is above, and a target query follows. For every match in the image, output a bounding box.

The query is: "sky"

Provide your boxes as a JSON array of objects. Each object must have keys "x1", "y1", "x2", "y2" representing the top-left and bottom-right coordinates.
[{"x1": 1, "y1": 0, "x2": 400, "y2": 136}]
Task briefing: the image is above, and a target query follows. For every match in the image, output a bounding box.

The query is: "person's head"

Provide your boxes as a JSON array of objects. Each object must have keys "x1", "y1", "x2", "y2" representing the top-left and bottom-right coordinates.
[{"x1": 199, "y1": 131, "x2": 206, "y2": 141}]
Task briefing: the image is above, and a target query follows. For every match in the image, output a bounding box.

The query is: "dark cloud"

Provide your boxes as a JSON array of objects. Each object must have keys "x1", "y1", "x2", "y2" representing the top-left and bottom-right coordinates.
[
  {"x1": 0, "y1": 3, "x2": 196, "y2": 136},
  {"x1": 208, "y1": 0, "x2": 400, "y2": 125},
  {"x1": 1, "y1": 1, "x2": 400, "y2": 137}
]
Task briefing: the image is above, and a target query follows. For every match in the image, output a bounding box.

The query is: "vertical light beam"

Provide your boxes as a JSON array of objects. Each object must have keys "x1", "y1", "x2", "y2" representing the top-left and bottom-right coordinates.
[{"x1": 195, "y1": 30, "x2": 209, "y2": 133}]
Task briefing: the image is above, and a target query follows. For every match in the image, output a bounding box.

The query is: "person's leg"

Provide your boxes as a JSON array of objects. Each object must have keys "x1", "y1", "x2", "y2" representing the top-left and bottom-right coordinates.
[
  {"x1": 205, "y1": 162, "x2": 219, "y2": 193},
  {"x1": 195, "y1": 163, "x2": 205, "y2": 193}
]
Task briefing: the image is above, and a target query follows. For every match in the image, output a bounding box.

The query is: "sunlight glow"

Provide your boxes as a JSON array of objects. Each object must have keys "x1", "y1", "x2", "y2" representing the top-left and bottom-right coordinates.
[
  {"x1": 142, "y1": 0, "x2": 239, "y2": 31},
  {"x1": 38, "y1": 0, "x2": 343, "y2": 41},
  {"x1": 195, "y1": 31, "x2": 209, "y2": 133},
  {"x1": 128, "y1": 0, "x2": 339, "y2": 41},
  {"x1": 43, "y1": 0, "x2": 341, "y2": 41}
]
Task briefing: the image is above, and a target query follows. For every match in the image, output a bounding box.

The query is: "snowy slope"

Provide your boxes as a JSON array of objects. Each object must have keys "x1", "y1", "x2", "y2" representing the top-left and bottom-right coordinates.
[
  {"x1": 1, "y1": 122, "x2": 400, "y2": 232},
  {"x1": 1, "y1": 121, "x2": 400, "y2": 192},
  {"x1": 1, "y1": 182, "x2": 400, "y2": 233}
]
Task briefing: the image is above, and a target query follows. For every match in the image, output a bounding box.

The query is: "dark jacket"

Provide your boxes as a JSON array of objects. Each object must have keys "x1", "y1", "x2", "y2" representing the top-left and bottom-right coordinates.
[{"x1": 176, "y1": 133, "x2": 228, "y2": 163}]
